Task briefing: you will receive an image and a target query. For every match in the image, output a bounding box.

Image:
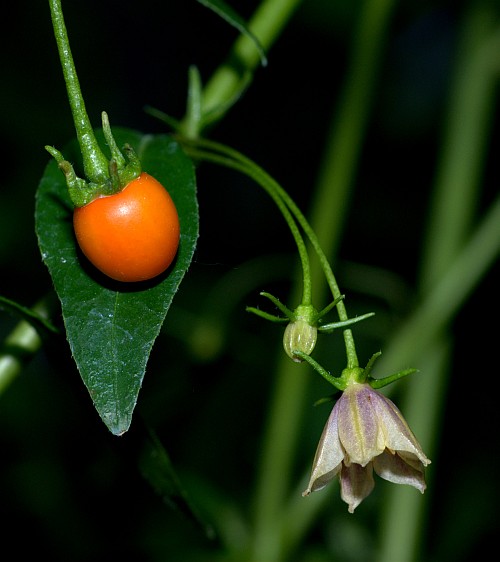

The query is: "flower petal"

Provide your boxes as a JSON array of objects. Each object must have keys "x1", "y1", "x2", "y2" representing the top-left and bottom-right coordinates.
[
  {"x1": 303, "y1": 402, "x2": 344, "y2": 495},
  {"x1": 370, "y1": 390, "x2": 431, "y2": 466},
  {"x1": 340, "y1": 462, "x2": 375, "y2": 513},
  {"x1": 337, "y1": 384, "x2": 385, "y2": 466},
  {"x1": 373, "y1": 450, "x2": 427, "y2": 493}
]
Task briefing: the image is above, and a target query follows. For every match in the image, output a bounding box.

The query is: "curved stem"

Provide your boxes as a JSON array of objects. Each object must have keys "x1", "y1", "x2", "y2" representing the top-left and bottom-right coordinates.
[
  {"x1": 182, "y1": 138, "x2": 359, "y2": 367},
  {"x1": 48, "y1": 0, "x2": 108, "y2": 183},
  {"x1": 185, "y1": 147, "x2": 313, "y2": 306},
  {"x1": 248, "y1": 0, "x2": 398, "y2": 558}
]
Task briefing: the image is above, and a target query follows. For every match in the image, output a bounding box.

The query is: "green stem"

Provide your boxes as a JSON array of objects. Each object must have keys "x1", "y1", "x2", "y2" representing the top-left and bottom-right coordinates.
[
  {"x1": 199, "y1": 0, "x2": 303, "y2": 122},
  {"x1": 376, "y1": 6, "x2": 500, "y2": 561},
  {"x1": 0, "y1": 321, "x2": 41, "y2": 396},
  {"x1": 0, "y1": 296, "x2": 58, "y2": 396},
  {"x1": 419, "y1": 15, "x2": 500, "y2": 292},
  {"x1": 185, "y1": 146, "x2": 313, "y2": 305},
  {"x1": 48, "y1": 0, "x2": 108, "y2": 183},
  {"x1": 248, "y1": 0, "x2": 397, "y2": 558},
  {"x1": 374, "y1": 195, "x2": 500, "y2": 376},
  {"x1": 182, "y1": 138, "x2": 360, "y2": 364},
  {"x1": 294, "y1": 352, "x2": 346, "y2": 390}
]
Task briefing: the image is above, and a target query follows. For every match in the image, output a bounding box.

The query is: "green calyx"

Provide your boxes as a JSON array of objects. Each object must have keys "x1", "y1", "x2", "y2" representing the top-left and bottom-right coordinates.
[
  {"x1": 47, "y1": 0, "x2": 141, "y2": 208},
  {"x1": 294, "y1": 349, "x2": 418, "y2": 393},
  {"x1": 45, "y1": 112, "x2": 141, "y2": 208},
  {"x1": 246, "y1": 292, "x2": 349, "y2": 326}
]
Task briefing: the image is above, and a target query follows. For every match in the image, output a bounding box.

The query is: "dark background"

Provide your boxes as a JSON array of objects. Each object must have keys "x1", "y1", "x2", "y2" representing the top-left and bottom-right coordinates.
[{"x1": 0, "y1": 1, "x2": 498, "y2": 560}]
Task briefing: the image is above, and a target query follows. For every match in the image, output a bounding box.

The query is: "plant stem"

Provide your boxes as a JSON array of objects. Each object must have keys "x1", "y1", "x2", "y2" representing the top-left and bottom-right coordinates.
[
  {"x1": 249, "y1": 0, "x2": 397, "y2": 558},
  {"x1": 0, "y1": 296, "x2": 58, "y2": 396},
  {"x1": 48, "y1": 0, "x2": 108, "y2": 183},
  {"x1": 200, "y1": 0, "x2": 303, "y2": 122},
  {"x1": 376, "y1": 5, "x2": 500, "y2": 561},
  {"x1": 185, "y1": 146, "x2": 312, "y2": 305},
  {"x1": 419, "y1": 16, "x2": 500, "y2": 292},
  {"x1": 373, "y1": 194, "x2": 500, "y2": 375},
  {"x1": 0, "y1": 321, "x2": 41, "y2": 396},
  {"x1": 182, "y1": 137, "x2": 362, "y2": 365}
]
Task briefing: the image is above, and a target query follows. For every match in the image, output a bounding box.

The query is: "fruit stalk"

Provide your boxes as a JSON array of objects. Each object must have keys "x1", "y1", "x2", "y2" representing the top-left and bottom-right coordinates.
[{"x1": 48, "y1": 0, "x2": 109, "y2": 184}]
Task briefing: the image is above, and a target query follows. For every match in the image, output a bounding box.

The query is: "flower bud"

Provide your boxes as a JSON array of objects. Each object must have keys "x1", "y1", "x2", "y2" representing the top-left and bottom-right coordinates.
[{"x1": 283, "y1": 318, "x2": 318, "y2": 362}]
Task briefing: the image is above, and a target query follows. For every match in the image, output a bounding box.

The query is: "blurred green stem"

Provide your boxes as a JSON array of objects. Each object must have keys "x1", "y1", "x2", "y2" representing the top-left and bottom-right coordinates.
[
  {"x1": 0, "y1": 321, "x2": 41, "y2": 395},
  {"x1": 249, "y1": 0, "x2": 396, "y2": 560},
  {"x1": 0, "y1": 297, "x2": 56, "y2": 395},
  {"x1": 374, "y1": 193, "x2": 500, "y2": 376},
  {"x1": 419, "y1": 10, "x2": 500, "y2": 291},
  {"x1": 199, "y1": 0, "x2": 302, "y2": 121},
  {"x1": 376, "y1": 5, "x2": 500, "y2": 561}
]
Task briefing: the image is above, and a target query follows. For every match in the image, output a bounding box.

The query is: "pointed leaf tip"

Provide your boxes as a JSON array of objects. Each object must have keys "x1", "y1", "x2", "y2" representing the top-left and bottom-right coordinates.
[{"x1": 35, "y1": 129, "x2": 198, "y2": 434}]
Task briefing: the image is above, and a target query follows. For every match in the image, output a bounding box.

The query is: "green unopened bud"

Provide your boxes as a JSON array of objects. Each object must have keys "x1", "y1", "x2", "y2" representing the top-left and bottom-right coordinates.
[{"x1": 283, "y1": 319, "x2": 318, "y2": 362}]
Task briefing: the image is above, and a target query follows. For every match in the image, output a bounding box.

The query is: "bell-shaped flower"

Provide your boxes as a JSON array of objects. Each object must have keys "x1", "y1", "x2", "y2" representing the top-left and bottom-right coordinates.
[{"x1": 303, "y1": 382, "x2": 430, "y2": 513}]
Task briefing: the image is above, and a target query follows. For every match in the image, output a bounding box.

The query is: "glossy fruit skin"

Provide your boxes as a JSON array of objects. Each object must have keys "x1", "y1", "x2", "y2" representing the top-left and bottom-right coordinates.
[{"x1": 73, "y1": 172, "x2": 180, "y2": 282}]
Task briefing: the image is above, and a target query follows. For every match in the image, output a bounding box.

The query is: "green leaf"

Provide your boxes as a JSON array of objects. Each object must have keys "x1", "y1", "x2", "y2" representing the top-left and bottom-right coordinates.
[
  {"x1": 35, "y1": 129, "x2": 198, "y2": 435},
  {"x1": 196, "y1": 0, "x2": 268, "y2": 67},
  {"x1": 138, "y1": 424, "x2": 216, "y2": 540}
]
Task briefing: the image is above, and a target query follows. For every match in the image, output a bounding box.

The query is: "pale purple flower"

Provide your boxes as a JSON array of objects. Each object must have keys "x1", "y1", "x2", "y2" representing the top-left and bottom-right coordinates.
[{"x1": 303, "y1": 382, "x2": 431, "y2": 513}]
